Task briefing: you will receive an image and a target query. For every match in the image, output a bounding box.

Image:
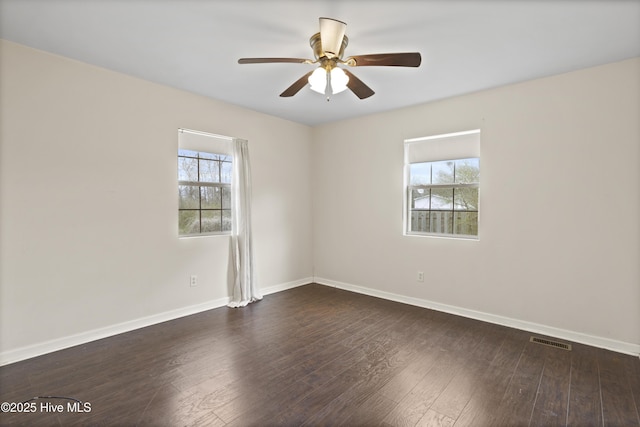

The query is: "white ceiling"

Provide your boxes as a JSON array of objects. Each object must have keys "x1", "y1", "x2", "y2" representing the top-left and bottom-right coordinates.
[{"x1": 1, "y1": 0, "x2": 639, "y2": 126}]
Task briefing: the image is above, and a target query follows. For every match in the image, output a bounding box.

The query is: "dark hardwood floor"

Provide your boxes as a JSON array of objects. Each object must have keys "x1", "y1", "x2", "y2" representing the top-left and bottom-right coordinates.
[{"x1": 1, "y1": 283, "x2": 639, "y2": 426}]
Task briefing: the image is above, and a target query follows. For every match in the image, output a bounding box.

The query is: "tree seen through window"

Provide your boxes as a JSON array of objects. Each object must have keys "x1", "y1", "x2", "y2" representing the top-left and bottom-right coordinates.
[
  {"x1": 409, "y1": 158, "x2": 479, "y2": 236},
  {"x1": 178, "y1": 149, "x2": 232, "y2": 235}
]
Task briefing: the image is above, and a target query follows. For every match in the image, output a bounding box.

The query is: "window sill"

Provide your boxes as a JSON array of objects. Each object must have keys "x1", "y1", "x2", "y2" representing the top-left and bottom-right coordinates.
[
  {"x1": 404, "y1": 232, "x2": 479, "y2": 241},
  {"x1": 179, "y1": 232, "x2": 231, "y2": 239}
]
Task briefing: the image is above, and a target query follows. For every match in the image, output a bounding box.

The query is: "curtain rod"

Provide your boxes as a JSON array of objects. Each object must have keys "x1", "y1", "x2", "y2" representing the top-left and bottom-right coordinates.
[{"x1": 179, "y1": 128, "x2": 233, "y2": 141}]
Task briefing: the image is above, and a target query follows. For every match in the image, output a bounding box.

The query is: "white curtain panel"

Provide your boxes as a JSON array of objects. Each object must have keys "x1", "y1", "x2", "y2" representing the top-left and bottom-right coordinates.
[{"x1": 228, "y1": 138, "x2": 262, "y2": 308}]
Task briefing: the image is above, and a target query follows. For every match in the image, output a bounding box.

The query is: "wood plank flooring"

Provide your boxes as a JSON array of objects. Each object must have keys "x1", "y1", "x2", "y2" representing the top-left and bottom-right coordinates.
[{"x1": 1, "y1": 283, "x2": 639, "y2": 426}]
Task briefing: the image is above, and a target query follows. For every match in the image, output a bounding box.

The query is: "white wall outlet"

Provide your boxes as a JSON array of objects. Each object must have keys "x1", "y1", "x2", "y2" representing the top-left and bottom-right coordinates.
[
  {"x1": 417, "y1": 271, "x2": 424, "y2": 282},
  {"x1": 190, "y1": 275, "x2": 198, "y2": 287}
]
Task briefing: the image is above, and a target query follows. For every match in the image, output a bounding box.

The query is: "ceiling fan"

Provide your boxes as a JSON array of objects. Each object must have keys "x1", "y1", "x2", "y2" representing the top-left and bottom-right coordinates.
[{"x1": 238, "y1": 17, "x2": 421, "y2": 100}]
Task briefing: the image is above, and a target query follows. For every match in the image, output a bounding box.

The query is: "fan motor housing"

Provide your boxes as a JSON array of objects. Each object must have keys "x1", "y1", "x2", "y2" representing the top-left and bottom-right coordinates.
[{"x1": 310, "y1": 32, "x2": 349, "y2": 60}]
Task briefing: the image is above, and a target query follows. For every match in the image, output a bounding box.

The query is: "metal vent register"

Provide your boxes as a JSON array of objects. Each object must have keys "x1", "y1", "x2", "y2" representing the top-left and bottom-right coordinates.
[{"x1": 530, "y1": 336, "x2": 572, "y2": 351}]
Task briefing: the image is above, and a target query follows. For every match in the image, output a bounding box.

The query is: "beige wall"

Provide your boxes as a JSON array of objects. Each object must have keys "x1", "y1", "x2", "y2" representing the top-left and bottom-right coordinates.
[
  {"x1": 311, "y1": 57, "x2": 640, "y2": 354},
  {"x1": 2, "y1": 38, "x2": 638, "y2": 362},
  {"x1": 0, "y1": 40, "x2": 313, "y2": 362}
]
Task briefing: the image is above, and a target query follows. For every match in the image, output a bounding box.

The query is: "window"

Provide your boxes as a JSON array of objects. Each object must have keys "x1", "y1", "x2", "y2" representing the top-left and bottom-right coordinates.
[
  {"x1": 404, "y1": 130, "x2": 480, "y2": 238},
  {"x1": 178, "y1": 129, "x2": 233, "y2": 236}
]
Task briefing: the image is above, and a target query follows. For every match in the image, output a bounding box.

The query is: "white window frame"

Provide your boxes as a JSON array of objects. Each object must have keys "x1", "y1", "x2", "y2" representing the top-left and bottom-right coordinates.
[
  {"x1": 404, "y1": 130, "x2": 480, "y2": 239},
  {"x1": 178, "y1": 128, "x2": 233, "y2": 237}
]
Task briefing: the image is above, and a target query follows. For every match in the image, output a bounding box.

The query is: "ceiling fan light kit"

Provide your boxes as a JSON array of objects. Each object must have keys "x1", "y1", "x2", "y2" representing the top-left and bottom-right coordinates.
[{"x1": 238, "y1": 17, "x2": 421, "y2": 100}]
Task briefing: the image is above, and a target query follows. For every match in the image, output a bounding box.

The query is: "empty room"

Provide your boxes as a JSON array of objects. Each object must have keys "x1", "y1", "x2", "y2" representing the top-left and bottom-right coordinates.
[{"x1": 1, "y1": 1, "x2": 639, "y2": 426}]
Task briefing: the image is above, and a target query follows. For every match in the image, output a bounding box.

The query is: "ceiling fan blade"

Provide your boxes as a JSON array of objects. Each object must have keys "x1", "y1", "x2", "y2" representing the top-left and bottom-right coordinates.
[
  {"x1": 345, "y1": 52, "x2": 422, "y2": 67},
  {"x1": 319, "y1": 17, "x2": 346, "y2": 58},
  {"x1": 280, "y1": 71, "x2": 314, "y2": 97},
  {"x1": 343, "y1": 69, "x2": 375, "y2": 99},
  {"x1": 238, "y1": 58, "x2": 311, "y2": 64}
]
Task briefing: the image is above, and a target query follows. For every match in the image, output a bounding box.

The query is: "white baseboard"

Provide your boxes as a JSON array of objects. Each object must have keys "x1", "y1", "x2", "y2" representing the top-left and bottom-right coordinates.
[
  {"x1": 0, "y1": 278, "x2": 313, "y2": 366},
  {"x1": 261, "y1": 277, "x2": 314, "y2": 296},
  {"x1": 314, "y1": 277, "x2": 640, "y2": 358},
  {"x1": 5, "y1": 276, "x2": 635, "y2": 365}
]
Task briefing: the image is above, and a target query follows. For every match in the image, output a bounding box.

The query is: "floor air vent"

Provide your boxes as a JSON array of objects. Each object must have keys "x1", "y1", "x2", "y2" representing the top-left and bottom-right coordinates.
[{"x1": 530, "y1": 336, "x2": 572, "y2": 351}]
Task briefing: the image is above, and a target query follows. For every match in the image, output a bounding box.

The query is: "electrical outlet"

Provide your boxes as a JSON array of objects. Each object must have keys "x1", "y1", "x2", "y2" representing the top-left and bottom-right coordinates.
[
  {"x1": 417, "y1": 271, "x2": 424, "y2": 282},
  {"x1": 190, "y1": 275, "x2": 198, "y2": 287}
]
